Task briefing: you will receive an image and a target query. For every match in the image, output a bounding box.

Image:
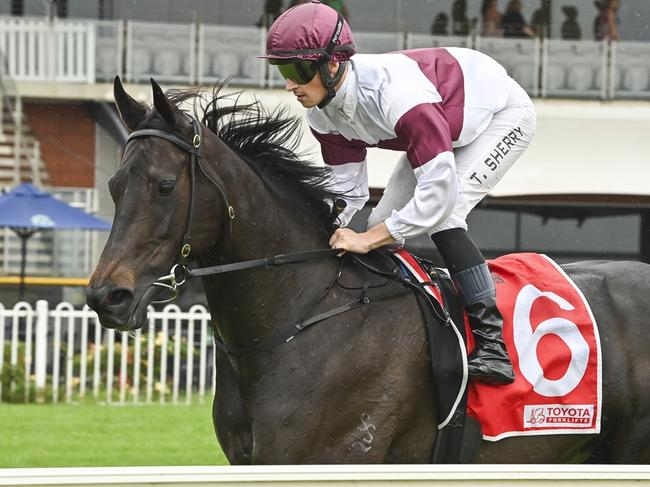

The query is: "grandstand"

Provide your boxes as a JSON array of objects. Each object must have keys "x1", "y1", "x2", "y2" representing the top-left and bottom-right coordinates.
[{"x1": 0, "y1": 0, "x2": 649, "y2": 306}]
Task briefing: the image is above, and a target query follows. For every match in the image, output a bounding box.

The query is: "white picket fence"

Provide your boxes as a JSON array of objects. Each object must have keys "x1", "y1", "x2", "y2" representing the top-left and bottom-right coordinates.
[{"x1": 0, "y1": 300, "x2": 215, "y2": 405}]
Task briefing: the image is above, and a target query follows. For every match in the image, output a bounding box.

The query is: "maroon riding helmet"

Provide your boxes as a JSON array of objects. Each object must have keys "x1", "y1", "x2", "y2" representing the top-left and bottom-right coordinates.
[{"x1": 261, "y1": 0, "x2": 356, "y2": 108}]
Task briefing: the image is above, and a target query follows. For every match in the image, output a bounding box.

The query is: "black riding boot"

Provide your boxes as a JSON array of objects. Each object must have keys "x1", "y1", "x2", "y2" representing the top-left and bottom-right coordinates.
[
  {"x1": 453, "y1": 265, "x2": 515, "y2": 384},
  {"x1": 431, "y1": 228, "x2": 515, "y2": 385}
]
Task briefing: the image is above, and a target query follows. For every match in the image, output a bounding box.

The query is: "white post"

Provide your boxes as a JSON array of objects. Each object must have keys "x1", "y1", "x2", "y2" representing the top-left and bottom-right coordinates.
[
  {"x1": 259, "y1": 26, "x2": 266, "y2": 88},
  {"x1": 86, "y1": 23, "x2": 96, "y2": 84},
  {"x1": 199, "y1": 319, "x2": 206, "y2": 402},
  {"x1": 65, "y1": 315, "x2": 75, "y2": 403},
  {"x1": 34, "y1": 300, "x2": 48, "y2": 403},
  {"x1": 173, "y1": 318, "x2": 181, "y2": 404},
  {"x1": 189, "y1": 21, "x2": 197, "y2": 85},
  {"x1": 196, "y1": 24, "x2": 204, "y2": 85},
  {"x1": 13, "y1": 96, "x2": 22, "y2": 184},
  {"x1": 119, "y1": 332, "x2": 128, "y2": 404},
  {"x1": 0, "y1": 304, "x2": 4, "y2": 402},
  {"x1": 159, "y1": 319, "x2": 168, "y2": 404},
  {"x1": 133, "y1": 328, "x2": 141, "y2": 403},
  {"x1": 93, "y1": 319, "x2": 101, "y2": 399},
  {"x1": 79, "y1": 312, "x2": 88, "y2": 399},
  {"x1": 185, "y1": 319, "x2": 194, "y2": 404},
  {"x1": 146, "y1": 317, "x2": 154, "y2": 403}
]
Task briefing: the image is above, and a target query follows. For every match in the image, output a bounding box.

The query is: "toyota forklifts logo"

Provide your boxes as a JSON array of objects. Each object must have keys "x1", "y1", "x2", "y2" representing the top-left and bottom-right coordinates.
[{"x1": 524, "y1": 404, "x2": 594, "y2": 428}]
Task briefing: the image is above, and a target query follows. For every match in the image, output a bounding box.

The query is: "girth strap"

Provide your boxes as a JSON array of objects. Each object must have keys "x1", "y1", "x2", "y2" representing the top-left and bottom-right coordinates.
[
  {"x1": 350, "y1": 254, "x2": 451, "y2": 326},
  {"x1": 214, "y1": 287, "x2": 411, "y2": 357}
]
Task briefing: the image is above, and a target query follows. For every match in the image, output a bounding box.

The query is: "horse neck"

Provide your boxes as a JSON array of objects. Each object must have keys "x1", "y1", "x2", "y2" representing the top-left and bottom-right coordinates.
[{"x1": 198, "y1": 147, "x2": 338, "y2": 350}]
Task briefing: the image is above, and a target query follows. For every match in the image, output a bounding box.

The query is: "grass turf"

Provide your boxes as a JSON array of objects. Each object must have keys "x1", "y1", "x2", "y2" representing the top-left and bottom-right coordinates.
[{"x1": 0, "y1": 401, "x2": 228, "y2": 467}]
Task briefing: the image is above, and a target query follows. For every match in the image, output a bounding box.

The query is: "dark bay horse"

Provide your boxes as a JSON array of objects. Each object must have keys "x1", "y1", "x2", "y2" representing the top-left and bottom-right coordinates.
[{"x1": 87, "y1": 77, "x2": 650, "y2": 464}]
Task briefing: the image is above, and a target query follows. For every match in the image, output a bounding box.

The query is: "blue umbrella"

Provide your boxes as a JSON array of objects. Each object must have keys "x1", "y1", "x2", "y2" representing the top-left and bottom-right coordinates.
[{"x1": 0, "y1": 183, "x2": 111, "y2": 300}]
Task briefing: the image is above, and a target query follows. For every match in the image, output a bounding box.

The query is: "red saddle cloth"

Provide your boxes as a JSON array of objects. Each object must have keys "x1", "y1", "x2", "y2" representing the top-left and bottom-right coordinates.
[
  {"x1": 391, "y1": 250, "x2": 602, "y2": 441},
  {"x1": 471, "y1": 253, "x2": 601, "y2": 441}
]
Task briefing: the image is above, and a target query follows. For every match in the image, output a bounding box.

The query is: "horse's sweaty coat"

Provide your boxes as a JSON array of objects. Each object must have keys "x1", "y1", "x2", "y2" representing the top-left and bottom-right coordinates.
[{"x1": 87, "y1": 78, "x2": 650, "y2": 464}]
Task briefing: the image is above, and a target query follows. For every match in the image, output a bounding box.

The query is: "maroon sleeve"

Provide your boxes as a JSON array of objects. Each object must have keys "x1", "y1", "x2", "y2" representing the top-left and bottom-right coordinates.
[
  {"x1": 310, "y1": 129, "x2": 368, "y2": 166},
  {"x1": 394, "y1": 103, "x2": 453, "y2": 169}
]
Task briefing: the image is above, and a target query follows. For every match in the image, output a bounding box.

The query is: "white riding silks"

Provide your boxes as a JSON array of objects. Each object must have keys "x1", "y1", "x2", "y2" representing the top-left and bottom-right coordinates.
[
  {"x1": 384, "y1": 151, "x2": 458, "y2": 243},
  {"x1": 329, "y1": 160, "x2": 369, "y2": 227},
  {"x1": 308, "y1": 48, "x2": 535, "y2": 238}
]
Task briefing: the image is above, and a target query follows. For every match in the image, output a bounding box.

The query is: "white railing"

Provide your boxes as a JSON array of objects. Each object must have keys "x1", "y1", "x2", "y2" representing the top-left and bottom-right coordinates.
[
  {"x1": 0, "y1": 17, "x2": 95, "y2": 83},
  {"x1": 1, "y1": 15, "x2": 649, "y2": 99},
  {"x1": 1, "y1": 465, "x2": 650, "y2": 486},
  {"x1": 0, "y1": 300, "x2": 215, "y2": 405}
]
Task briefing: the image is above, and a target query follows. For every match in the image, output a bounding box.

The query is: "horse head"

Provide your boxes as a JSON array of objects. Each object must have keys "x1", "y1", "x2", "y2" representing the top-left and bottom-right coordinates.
[{"x1": 86, "y1": 77, "x2": 227, "y2": 331}]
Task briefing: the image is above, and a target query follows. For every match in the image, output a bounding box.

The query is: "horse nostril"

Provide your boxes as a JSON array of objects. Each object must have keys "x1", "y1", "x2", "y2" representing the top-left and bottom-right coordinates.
[
  {"x1": 104, "y1": 288, "x2": 133, "y2": 307},
  {"x1": 86, "y1": 286, "x2": 134, "y2": 313}
]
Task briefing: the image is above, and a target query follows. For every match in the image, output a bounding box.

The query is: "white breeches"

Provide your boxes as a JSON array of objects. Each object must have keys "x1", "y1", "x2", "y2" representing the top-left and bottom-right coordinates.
[{"x1": 368, "y1": 82, "x2": 537, "y2": 235}]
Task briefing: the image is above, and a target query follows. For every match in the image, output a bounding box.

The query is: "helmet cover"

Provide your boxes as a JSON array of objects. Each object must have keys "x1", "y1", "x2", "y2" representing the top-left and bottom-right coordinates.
[{"x1": 262, "y1": 0, "x2": 355, "y2": 62}]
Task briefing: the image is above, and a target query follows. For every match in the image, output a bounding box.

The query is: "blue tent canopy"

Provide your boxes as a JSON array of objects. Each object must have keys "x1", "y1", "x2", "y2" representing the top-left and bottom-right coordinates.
[
  {"x1": 0, "y1": 183, "x2": 111, "y2": 230},
  {"x1": 0, "y1": 183, "x2": 111, "y2": 301}
]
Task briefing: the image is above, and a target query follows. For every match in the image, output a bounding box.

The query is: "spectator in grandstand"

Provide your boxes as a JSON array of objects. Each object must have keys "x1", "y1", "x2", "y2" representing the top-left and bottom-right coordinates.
[
  {"x1": 530, "y1": 0, "x2": 551, "y2": 38},
  {"x1": 480, "y1": 0, "x2": 503, "y2": 37},
  {"x1": 501, "y1": 0, "x2": 535, "y2": 38},
  {"x1": 263, "y1": 1, "x2": 538, "y2": 385},
  {"x1": 594, "y1": 0, "x2": 620, "y2": 40},
  {"x1": 11, "y1": 0, "x2": 24, "y2": 15},
  {"x1": 452, "y1": 0, "x2": 470, "y2": 36},
  {"x1": 431, "y1": 12, "x2": 449, "y2": 36},
  {"x1": 561, "y1": 6, "x2": 582, "y2": 40},
  {"x1": 257, "y1": 0, "x2": 284, "y2": 28}
]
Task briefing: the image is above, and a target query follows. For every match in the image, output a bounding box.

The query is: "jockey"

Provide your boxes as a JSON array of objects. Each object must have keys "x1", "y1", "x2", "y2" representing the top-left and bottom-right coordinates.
[{"x1": 262, "y1": 0, "x2": 537, "y2": 384}]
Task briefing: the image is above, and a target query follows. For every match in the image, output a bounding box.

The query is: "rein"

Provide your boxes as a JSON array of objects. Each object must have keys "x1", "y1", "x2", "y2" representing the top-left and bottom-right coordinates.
[
  {"x1": 156, "y1": 247, "x2": 341, "y2": 302},
  {"x1": 127, "y1": 117, "x2": 346, "y2": 304},
  {"x1": 126, "y1": 119, "x2": 447, "y2": 358}
]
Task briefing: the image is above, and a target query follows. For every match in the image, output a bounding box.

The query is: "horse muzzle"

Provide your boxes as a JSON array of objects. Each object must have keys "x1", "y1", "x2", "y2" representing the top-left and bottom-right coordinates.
[{"x1": 86, "y1": 283, "x2": 151, "y2": 331}]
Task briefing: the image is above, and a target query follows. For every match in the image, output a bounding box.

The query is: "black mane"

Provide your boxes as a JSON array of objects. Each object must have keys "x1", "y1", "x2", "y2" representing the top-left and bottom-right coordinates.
[{"x1": 167, "y1": 85, "x2": 339, "y2": 228}]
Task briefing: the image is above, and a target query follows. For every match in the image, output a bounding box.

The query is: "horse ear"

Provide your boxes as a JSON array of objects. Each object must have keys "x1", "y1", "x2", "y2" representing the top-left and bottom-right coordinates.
[
  {"x1": 151, "y1": 78, "x2": 183, "y2": 128},
  {"x1": 113, "y1": 75, "x2": 146, "y2": 131}
]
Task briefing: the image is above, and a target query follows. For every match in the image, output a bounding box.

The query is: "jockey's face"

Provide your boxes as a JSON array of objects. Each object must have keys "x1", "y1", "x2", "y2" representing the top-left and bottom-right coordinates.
[{"x1": 284, "y1": 62, "x2": 340, "y2": 108}]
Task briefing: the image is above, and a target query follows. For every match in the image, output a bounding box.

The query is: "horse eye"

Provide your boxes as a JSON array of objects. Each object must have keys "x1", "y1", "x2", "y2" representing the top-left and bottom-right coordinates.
[{"x1": 158, "y1": 178, "x2": 176, "y2": 195}]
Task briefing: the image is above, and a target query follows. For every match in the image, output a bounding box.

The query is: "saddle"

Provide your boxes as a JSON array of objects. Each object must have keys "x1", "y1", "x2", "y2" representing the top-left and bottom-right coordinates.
[
  {"x1": 210, "y1": 244, "x2": 482, "y2": 462},
  {"x1": 352, "y1": 247, "x2": 482, "y2": 463}
]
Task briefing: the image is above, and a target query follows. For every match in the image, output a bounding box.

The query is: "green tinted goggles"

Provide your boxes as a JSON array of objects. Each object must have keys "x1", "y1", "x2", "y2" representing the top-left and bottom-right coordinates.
[{"x1": 274, "y1": 60, "x2": 320, "y2": 84}]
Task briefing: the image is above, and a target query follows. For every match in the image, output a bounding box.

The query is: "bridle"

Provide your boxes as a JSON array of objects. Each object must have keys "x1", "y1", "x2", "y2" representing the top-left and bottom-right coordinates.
[
  {"x1": 126, "y1": 116, "x2": 235, "y2": 303},
  {"x1": 126, "y1": 116, "x2": 338, "y2": 303},
  {"x1": 123, "y1": 116, "x2": 451, "y2": 363}
]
